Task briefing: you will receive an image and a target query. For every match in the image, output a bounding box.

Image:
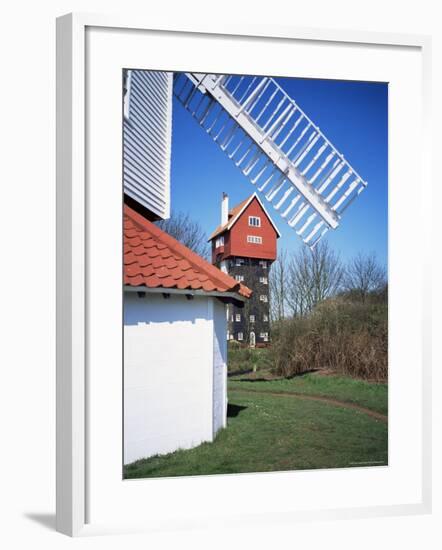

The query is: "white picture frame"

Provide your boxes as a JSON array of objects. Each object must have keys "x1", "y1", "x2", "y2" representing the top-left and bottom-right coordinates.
[{"x1": 56, "y1": 12, "x2": 432, "y2": 537}]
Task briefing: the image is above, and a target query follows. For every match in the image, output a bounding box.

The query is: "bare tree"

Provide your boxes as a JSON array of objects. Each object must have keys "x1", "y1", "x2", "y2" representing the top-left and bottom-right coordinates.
[
  {"x1": 270, "y1": 249, "x2": 288, "y2": 321},
  {"x1": 156, "y1": 211, "x2": 210, "y2": 259},
  {"x1": 287, "y1": 241, "x2": 344, "y2": 315},
  {"x1": 343, "y1": 252, "x2": 387, "y2": 303}
]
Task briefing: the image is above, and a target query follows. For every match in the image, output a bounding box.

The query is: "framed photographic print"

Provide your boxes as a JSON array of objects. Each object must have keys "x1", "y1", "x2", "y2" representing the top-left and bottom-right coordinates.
[{"x1": 56, "y1": 13, "x2": 432, "y2": 536}]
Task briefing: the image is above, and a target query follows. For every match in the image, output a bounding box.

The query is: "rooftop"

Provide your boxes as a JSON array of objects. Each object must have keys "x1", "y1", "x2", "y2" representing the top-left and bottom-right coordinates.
[
  {"x1": 209, "y1": 193, "x2": 281, "y2": 240},
  {"x1": 124, "y1": 205, "x2": 252, "y2": 300}
]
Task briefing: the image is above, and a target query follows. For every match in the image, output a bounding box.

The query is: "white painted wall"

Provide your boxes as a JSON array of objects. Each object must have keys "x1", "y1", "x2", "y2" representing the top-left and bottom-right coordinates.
[
  {"x1": 123, "y1": 70, "x2": 172, "y2": 220},
  {"x1": 212, "y1": 298, "x2": 228, "y2": 435},
  {"x1": 124, "y1": 292, "x2": 227, "y2": 464}
]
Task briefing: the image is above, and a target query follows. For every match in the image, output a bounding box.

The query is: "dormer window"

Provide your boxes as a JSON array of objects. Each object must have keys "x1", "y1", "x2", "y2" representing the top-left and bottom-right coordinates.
[
  {"x1": 215, "y1": 236, "x2": 224, "y2": 248},
  {"x1": 248, "y1": 216, "x2": 261, "y2": 227},
  {"x1": 247, "y1": 235, "x2": 262, "y2": 244}
]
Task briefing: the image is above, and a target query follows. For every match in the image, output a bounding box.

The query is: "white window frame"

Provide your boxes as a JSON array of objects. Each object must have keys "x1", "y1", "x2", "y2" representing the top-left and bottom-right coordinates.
[
  {"x1": 260, "y1": 332, "x2": 269, "y2": 342},
  {"x1": 249, "y1": 315, "x2": 255, "y2": 323},
  {"x1": 248, "y1": 215, "x2": 261, "y2": 227},
  {"x1": 247, "y1": 235, "x2": 262, "y2": 244},
  {"x1": 235, "y1": 258, "x2": 245, "y2": 266},
  {"x1": 260, "y1": 294, "x2": 268, "y2": 303},
  {"x1": 259, "y1": 260, "x2": 268, "y2": 268},
  {"x1": 215, "y1": 236, "x2": 224, "y2": 248},
  {"x1": 263, "y1": 314, "x2": 269, "y2": 322},
  {"x1": 57, "y1": 16, "x2": 431, "y2": 536},
  {"x1": 237, "y1": 332, "x2": 243, "y2": 341},
  {"x1": 235, "y1": 314, "x2": 241, "y2": 322},
  {"x1": 259, "y1": 276, "x2": 268, "y2": 285},
  {"x1": 235, "y1": 274, "x2": 244, "y2": 282}
]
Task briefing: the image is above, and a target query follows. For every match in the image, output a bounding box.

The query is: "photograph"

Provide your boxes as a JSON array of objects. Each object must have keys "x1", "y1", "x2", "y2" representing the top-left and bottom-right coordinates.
[{"x1": 122, "y1": 70, "x2": 388, "y2": 479}]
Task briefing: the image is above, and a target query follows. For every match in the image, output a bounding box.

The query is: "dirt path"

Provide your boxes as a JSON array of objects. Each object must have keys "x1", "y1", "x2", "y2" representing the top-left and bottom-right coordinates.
[{"x1": 230, "y1": 387, "x2": 388, "y2": 423}]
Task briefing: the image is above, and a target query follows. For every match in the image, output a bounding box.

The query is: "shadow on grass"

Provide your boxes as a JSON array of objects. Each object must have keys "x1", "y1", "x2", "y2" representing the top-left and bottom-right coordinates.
[
  {"x1": 228, "y1": 368, "x2": 254, "y2": 377},
  {"x1": 227, "y1": 403, "x2": 247, "y2": 418}
]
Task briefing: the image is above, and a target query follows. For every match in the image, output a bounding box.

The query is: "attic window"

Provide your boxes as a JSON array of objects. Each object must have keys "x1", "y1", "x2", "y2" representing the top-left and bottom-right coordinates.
[
  {"x1": 249, "y1": 216, "x2": 261, "y2": 227},
  {"x1": 247, "y1": 235, "x2": 262, "y2": 244},
  {"x1": 123, "y1": 69, "x2": 132, "y2": 120},
  {"x1": 215, "y1": 236, "x2": 224, "y2": 248}
]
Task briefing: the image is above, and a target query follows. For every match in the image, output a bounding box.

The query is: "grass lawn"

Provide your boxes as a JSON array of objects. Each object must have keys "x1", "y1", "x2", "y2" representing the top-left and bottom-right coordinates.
[
  {"x1": 124, "y1": 374, "x2": 388, "y2": 479},
  {"x1": 229, "y1": 373, "x2": 388, "y2": 415}
]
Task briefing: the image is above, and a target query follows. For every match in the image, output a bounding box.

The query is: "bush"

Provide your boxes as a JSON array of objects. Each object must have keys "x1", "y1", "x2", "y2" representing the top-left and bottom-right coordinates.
[
  {"x1": 270, "y1": 299, "x2": 388, "y2": 382},
  {"x1": 228, "y1": 343, "x2": 271, "y2": 374}
]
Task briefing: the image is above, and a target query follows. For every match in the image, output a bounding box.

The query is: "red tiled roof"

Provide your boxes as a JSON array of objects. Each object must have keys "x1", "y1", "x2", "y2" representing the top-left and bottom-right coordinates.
[{"x1": 124, "y1": 205, "x2": 252, "y2": 299}]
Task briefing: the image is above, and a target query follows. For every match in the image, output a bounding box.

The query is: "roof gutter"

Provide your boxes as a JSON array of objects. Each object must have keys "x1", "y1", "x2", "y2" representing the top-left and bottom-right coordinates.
[{"x1": 123, "y1": 285, "x2": 248, "y2": 305}]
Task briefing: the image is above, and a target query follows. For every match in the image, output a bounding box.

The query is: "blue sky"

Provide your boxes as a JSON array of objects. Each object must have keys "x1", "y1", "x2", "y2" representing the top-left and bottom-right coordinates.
[{"x1": 170, "y1": 75, "x2": 388, "y2": 267}]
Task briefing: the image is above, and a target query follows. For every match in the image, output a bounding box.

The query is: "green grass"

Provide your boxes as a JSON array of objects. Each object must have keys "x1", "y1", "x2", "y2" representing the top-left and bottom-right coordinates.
[
  {"x1": 124, "y1": 376, "x2": 388, "y2": 479},
  {"x1": 228, "y1": 373, "x2": 388, "y2": 415}
]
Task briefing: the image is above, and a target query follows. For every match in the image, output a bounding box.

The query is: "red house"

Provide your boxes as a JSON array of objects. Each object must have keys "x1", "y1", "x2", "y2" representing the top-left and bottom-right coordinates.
[{"x1": 209, "y1": 193, "x2": 280, "y2": 346}]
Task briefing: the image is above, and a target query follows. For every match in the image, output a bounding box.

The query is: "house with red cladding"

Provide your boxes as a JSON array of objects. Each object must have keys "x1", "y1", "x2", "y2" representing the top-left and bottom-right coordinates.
[{"x1": 209, "y1": 193, "x2": 280, "y2": 347}]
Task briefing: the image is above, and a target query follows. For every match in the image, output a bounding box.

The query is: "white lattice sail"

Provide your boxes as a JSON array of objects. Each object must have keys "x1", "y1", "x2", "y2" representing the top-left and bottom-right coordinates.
[{"x1": 174, "y1": 73, "x2": 367, "y2": 248}]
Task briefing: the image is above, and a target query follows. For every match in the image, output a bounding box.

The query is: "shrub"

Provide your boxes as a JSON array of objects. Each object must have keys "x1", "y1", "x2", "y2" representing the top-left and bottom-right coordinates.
[
  {"x1": 270, "y1": 299, "x2": 388, "y2": 382},
  {"x1": 227, "y1": 343, "x2": 271, "y2": 374}
]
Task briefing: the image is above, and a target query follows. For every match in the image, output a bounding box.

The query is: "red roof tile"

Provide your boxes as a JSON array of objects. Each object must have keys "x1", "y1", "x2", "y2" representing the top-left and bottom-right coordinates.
[{"x1": 124, "y1": 205, "x2": 252, "y2": 299}]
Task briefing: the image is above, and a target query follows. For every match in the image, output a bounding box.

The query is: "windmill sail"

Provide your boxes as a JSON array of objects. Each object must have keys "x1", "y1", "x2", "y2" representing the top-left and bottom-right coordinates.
[{"x1": 174, "y1": 73, "x2": 367, "y2": 249}]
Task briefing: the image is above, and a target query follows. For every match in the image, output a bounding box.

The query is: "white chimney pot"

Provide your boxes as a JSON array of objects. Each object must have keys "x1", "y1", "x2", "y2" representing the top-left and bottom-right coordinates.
[{"x1": 221, "y1": 193, "x2": 229, "y2": 225}]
